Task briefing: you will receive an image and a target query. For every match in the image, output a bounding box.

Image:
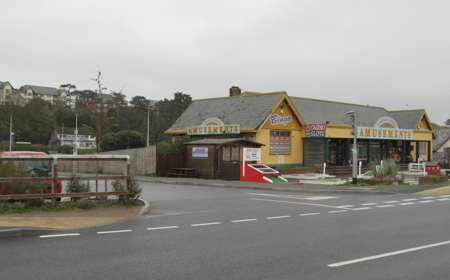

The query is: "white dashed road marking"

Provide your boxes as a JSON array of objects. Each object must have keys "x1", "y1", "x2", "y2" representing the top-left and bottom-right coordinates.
[
  {"x1": 231, "y1": 219, "x2": 257, "y2": 223},
  {"x1": 97, "y1": 230, "x2": 132, "y2": 235},
  {"x1": 267, "y1": 216, "x2": 290, "y2": 219},
  {"x1": 40, "y1": 233, "x2": 80, "y2": 238},
  {"x1": 299, "y1": 213, "x2": 320, "y2": 216},
  {"x1": 191, "y1": 222, "x2": 221, "y2": 227},
  {"x1": 147, "y1": 226, "x2": 179, "y2": 230},
  {"x1": 377, "y1": 205, "x2": 395, "y2": 208}
]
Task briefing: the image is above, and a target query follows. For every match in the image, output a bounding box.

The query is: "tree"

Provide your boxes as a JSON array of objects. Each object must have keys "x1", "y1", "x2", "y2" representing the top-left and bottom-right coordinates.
[
  {"x1": 444, "y1": 119, "x2": 450, "y2": 127},
  {"x1": 99, "y1": 130, "x2": 146, "y2": 152},
  {"x1": 15, "y1": 98, "x2": 57, "y2": 144},
  {"x1": 73, "y1": 89, "x2": 97, "y2": 108},
  {"x1": 82, "y1": 70, "x2": 118, "y2": 152},
  {"x1": 59, "y1": 83, "x2": 77, "y2": 109},
  {"x1": 129, "y1": 95, "x2": 150, "y2": 111},
  {"x1": 109, "y1": 91, "x2": 127, "y2": 108},
  {"x1": 152, "y1": 92, "x2": 192, "y2": 143}
]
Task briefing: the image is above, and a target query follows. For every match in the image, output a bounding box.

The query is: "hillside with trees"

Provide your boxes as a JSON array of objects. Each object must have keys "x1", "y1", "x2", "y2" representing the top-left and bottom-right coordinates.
[{"x1": 0, "y1": 73, "x2": 192, "y2": 151}]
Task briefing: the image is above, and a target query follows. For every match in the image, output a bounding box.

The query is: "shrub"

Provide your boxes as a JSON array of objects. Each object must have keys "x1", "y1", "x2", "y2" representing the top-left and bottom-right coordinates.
[
  {"x1": 369, "y1": 158, "x2": 399, "y2": 182},
  {"x1": 111, "y1": 178, "x2": 142, "y2": 204},
  {"x1": 66, "y1": 173, "x2": 89, "y2": 201}
]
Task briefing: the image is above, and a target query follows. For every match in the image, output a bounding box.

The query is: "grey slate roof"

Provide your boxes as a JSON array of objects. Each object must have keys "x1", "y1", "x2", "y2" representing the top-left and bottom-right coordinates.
[
  {"x1": 167, "y1": 92, "x2": 429, "y2": 132},
  {"x1": 291, "y1": 97, "x2": 426, "y2": 129},
  {"x1": 168, "y1": 92, "x2": 285, "y2": 130},
  {"x1": 22, "y1": 85, "x2": 60, "y2": 96},
  {"x1": 433, "y1": 128, "x2": 450, "y2": 151}
]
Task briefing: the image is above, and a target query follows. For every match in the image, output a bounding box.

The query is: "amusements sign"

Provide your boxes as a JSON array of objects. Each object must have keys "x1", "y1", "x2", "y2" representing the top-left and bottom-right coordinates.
[{"x1": 305, "y1": 124, "x2": 326, "y2": 138}]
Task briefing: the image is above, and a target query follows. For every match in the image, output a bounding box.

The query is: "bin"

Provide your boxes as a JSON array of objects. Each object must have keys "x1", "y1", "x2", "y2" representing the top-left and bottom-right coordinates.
[{"x1": 424, "y1": 161, "x2": 441, "y2": 174}]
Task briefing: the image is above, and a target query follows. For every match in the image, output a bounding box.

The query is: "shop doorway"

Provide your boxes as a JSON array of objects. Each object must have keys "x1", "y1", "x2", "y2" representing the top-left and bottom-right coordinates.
[{"x1": 328, "y1": 140, "x2": 349, "y2": 166}]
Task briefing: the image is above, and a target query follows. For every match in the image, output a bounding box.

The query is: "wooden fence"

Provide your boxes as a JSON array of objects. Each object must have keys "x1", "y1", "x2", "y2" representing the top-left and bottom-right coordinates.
[
  {"x1": 0, "y1": 155, "x2": 131, "y2": 206},
  {"x1": 57, "y1": 146, "x2": 156, "y2": 175}
]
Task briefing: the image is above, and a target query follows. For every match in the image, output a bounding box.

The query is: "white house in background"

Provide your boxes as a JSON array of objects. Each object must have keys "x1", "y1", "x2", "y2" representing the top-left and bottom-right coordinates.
[{"x1": 50, "y1": 126, "x2": 96, "y2": 150}]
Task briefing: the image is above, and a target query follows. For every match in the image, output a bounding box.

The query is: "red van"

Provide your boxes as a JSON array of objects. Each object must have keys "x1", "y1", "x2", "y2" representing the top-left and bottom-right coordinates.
[{"x1": 0, "y1": 151, "x2": 62, "y2": 195}]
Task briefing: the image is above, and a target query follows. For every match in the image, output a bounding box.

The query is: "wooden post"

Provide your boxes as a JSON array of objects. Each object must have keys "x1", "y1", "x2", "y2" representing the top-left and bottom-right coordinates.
[
  {"x1": 51, "y1": 157, "x2": 58, "y2": 207},
  {"x1": 124, "y1": 156, "x2": 130, "y2": 205}
]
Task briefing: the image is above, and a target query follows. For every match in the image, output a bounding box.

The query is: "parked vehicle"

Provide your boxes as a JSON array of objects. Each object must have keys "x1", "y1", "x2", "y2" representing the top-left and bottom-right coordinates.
[{"x1": 0, "y1": 151, "x2": 62, "y2": 195}]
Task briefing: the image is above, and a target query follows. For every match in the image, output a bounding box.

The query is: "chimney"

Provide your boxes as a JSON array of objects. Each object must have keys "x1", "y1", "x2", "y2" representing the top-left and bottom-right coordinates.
[{"x1": 229, "y1": 86, "x2": 241, "y2": 97}]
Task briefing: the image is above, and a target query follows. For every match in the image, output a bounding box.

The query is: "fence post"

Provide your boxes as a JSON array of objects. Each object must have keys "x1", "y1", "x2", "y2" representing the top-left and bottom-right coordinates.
[
  {"x1": 51, "y1": 156, "x2": 58, "y2": 207},
  {"x1": 124, "y1": 156, "x2": 130, "y2": 205}
]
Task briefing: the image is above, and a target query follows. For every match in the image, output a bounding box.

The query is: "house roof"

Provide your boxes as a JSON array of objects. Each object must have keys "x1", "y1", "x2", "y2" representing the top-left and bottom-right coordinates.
[
  {"x1": 290, "y1": 97, "x2": 428, "y2": 129},
  {"x1": 433, "y1": 127, "x2": 450, "y2": 151},
  {"x1": 185, "y1": 138, "x2": 264, "y2": 146},
  {"x1": 167, "y1": 92, "x2": 431, "y2": 134},
  {"x1": 167, "y1": 92, "x2": 287, "y2": 131},
  {"x1": 22, "y1": 85, "x2": 61, "y2": 96}
]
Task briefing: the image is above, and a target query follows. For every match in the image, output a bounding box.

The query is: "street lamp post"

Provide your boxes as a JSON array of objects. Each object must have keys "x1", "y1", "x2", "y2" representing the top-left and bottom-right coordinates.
[
  {"x1": 9, "y1": 117, "x2": 12, "y2": 152},
  {"x1": 147, "y1": 108, "x2": 150, "y2": 147},
  {"x1": 346, "y1": 111, "x2": 358, "y2": 184},
  {"x1": 74, "y1": 113, "x2": 78, "y2": 155}
]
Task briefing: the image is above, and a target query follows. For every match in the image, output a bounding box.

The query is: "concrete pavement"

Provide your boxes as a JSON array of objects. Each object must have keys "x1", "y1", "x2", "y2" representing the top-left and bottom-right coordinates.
[{"x1": 1, "y1": 175, "x2": 449, "y2": 238}]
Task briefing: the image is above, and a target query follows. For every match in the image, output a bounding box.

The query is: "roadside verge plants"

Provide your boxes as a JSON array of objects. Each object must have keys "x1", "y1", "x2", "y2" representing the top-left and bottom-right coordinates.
[{"x1": 111, "y1": 178, "x2": 142, "y2": 204}]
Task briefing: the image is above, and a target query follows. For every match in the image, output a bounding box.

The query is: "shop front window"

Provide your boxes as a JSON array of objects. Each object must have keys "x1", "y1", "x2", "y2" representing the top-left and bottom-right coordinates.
[{"x1": 269, "y1": 131, "x2": 291, "y2": 153}]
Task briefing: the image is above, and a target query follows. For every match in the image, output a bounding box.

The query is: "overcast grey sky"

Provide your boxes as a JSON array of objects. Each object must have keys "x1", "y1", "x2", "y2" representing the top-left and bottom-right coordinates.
[{"x1": 2, "y1": 1, "x2": 450, "y2": 125}]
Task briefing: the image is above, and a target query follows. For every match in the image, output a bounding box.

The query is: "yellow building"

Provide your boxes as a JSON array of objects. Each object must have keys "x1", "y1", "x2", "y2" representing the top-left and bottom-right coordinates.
[{"x1": 165, "y1": 88, "x2": 435, "y2": 169}]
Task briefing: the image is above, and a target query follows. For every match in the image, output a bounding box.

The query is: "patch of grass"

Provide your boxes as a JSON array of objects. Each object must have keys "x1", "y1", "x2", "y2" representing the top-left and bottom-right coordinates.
[{"x1": 338, "y1": 179, "x2": 370, "y2": 186}]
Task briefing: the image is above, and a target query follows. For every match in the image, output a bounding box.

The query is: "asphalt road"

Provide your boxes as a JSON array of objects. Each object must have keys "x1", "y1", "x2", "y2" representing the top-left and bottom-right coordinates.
[{"x1": 2, "y1": 182, "x2": 450, "y2": 279}]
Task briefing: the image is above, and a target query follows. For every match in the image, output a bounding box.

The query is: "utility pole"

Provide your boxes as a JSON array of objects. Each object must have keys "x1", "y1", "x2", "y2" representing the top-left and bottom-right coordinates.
[
  {"x1": 147, "y1": 108, "x2": 150, "y2": 147},
  {"x1": 346, "y1": 111, "x2": 358, "y2": 184},
  {"x1": 9, "y1": 116, "x2": 12, "y2": 152}
]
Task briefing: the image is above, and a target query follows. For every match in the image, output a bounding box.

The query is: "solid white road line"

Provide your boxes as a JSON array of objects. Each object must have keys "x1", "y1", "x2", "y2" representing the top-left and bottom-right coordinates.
[
  {"x1": 231, "y1": 219, "x2": 257, "y2": 223},
  {"x1": 267, "y1": 216, "x2": 290, "y2": 219},
  {"x1": 97, "y1": 230, "x2": 132, "y2": 234},
  {"x1": 246, "y1": 193, "x2": 337, "y2": 201},
  {"x1": 147, "y1": 226, "x2": 179, "y2": 230},
  {"x1": 299, "y1": 213, "x2": 320, "y2": 216},
  {"x1": 328, "y1": 240, "x2": 450, "y2": 267},
  {"x1": 191, "y1": 222, "x2": 221, "y2": 227},
  {"x1": 40, "y1": 233, "x2": 80, "y2": 238},
  {"x1": 250, "y1": 198, "x2": 346, "y2": 210}
]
